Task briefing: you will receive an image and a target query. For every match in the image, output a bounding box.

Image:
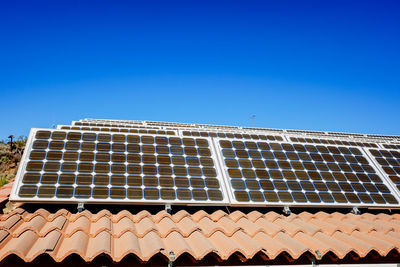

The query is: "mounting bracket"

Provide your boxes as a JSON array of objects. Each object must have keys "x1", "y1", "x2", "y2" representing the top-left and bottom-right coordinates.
[
  {"x1": 351, "y1": 207, "x2": 360, "y2": 215},
  {"x1": 165, "y1": 204, "x2": 172, "y2": 214},
  {"x1": 282, "y1": 206, "x2": 291, "y2": 216},
  {"x1": 77, "y1": 202, "x2": 85, "y2": 213},
  {"x1": 168, "y1": 251, "x2": 175, "y2": 267}
]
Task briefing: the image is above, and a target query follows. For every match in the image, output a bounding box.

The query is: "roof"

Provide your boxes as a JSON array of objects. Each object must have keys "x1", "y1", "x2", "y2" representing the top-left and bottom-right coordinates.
[
  {"x1": 0, "y1": 179, "x2": 14, "y2": 204},
  {"x1": 1, "y1": 181, "x2": 400, "y2": 265}
]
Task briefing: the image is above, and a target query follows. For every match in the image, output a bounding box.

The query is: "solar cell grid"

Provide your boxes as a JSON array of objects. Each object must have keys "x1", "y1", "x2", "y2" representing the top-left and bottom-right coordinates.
[
  {"x1": 83, "y1": 119, "x2": 400, "y2": 142},
  {"x1": 11, "y1": 120, "x2": 400, "y2": 209},
  {"x1": 218, "y1": 139, "x2": 399, "y2": 206},
  {"x1": 383, "y1": 144, "x2": 400, "y2": 150},
  {"x1": 368, "y1": 149, "x2": 400, "y2": 193},
  {"x1": 61, "y1": 125, "x2": 176, "y2": 135},
  {"x1": 16, "y1": 129, "x2": 226, "y2": 204},
  {"x1": 290, "y1": 137, "x2": 379, "y2": 148},
  {"x1": 183, "y1": 130, "x2": 284, "y2": 142}
]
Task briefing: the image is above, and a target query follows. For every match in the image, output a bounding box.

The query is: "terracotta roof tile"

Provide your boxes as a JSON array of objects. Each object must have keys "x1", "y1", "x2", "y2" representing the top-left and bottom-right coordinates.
[
  {"x1": 236, "y1": 217, "x2": 263, "y2": 237},
  {"x1": 183, "y1": 230, "x2": 214, "y2": 259},
  {"x1": 308, "y1": 217, "x2": 339, "y2": 236},
  {"x1": 228, "y1": 210, "x2": 247, "y2": 222},
  {"x1": 210, "y1": 210, "x2": 228, "y2": 221},
  {"x1": 292, "y1": 231, "x2": 331, "y2": 256},
  {"x1": 253, "y1": 217, "x2": 283, "y2": 236},
  {"x1": 312, "y1": 231, "x2": 353, "y2": 258},
  {"x1": 273, "y1": 231, "x2": 309, "y2": 258},
  {"x1": 351, "y1": 231, "x2": 395, "y2": 255},
  {"x1": 252, "y1": 231, "x2": 283, "y2": 258},
  {"x1": 273, "y1": 217, "x2": 304, "y2": 237},
  {"x1": 137, "y1": 230, "x2": 164, "y2": 260},
  {"x1": 113, "y1": 231, "x2": 140, "y2": 261},
  {"x1": 332, "y1": 231, "x2": 374, "y2": 257},
  {"x1": 247, "y1": 210, "x2": 264, "y2": 222},
  {"x1": 172, "y1": 210, "x2": 191, "y2": 222},
  {"x1": 1, "y1": 180, "x2": 400, "y2": 263},
  {"x1": 0, "y1": 208, "x2": 400, "y2": 263},
  {"x1": 0, "y1": 180, "x2": 14, "y2": 205}
]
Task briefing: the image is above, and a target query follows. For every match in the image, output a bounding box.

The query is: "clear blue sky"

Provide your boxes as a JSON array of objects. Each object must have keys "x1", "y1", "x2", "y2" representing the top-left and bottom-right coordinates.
[{"x1": 1, "y1": 0, "x2": 399, "y2": 140}]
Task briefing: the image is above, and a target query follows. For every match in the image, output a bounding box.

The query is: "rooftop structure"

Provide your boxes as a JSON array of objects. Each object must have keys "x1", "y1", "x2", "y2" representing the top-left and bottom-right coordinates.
[{"x1": 1, "y1": 119, "x2": 400, "y2": 266}]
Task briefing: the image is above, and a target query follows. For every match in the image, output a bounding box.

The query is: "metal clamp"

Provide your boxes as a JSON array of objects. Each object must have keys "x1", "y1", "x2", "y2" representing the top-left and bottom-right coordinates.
[
  {"x1": 351, "y1": 207, "x2": 360, "y2": 215},
  {"x1": 282, "y1": 206, "x2": 291, "y2": 216},
  {"x1": 77, "y1": 202, "x2": 85, "y2": 213},
  {"x1": 168, "y1": 251, "x2": 175, "y2": 267},
  {"x1": 165, "y1": 204, "x2": 172, "y2": 214}
]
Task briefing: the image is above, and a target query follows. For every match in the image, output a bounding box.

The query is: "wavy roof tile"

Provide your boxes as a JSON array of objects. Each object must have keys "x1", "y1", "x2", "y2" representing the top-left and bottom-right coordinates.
[{"x1": 1, "y1": 181, "x2": 400, "y2": 264}]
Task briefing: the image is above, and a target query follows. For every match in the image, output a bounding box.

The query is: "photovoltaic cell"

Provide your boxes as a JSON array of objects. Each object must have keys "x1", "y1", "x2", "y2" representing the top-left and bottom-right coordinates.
[
  {"x1": 11, "y1": 121, "x2": 400, "y2": 209},
  {"x1": 183, "y1": 131, "x2": 284, "y2": 141},
  {"x1": 383, "y1": 144, "x2": 400, "y2": 150},
  {"x1": 15, "y1": 129, "x2": 226, "y2": 204},
  {"x1": 289, "y1": 137, "x2": 378, "y2": 148},
  {"x1": 368, "y1": 149, "x2": 400, "y2": 192},
  {"x1": 60, "y1": 125, "x2": 176, "y2": 135},
  {"x1": 218, "y1": 139, "x2": 399, "y2": 206}
]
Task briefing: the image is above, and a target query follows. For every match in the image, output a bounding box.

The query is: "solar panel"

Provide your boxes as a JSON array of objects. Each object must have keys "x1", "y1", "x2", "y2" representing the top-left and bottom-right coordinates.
[
  {"x1": 82, "y1": 119, "x2": 145, "y2": 126},
  {"x1": 11, "y1": 129, "x2": 228, "y2": 204},
  {"x1": 289, "y1": 136, "x2": 379, "y2": 148},
  {"x1": 182, "y1": 130, "x2": 285, "y2": 141},
  {"x1": 72, "y1": 121, "x2": 286, "y2": 142},
  {"x1": 10, "y1": 120, "x2": 400, "y2": 209},
  {"x1": 60, "y1": 125, "x2": 176, "y2": 135},
  {"x1": 81, "y1": 119, "x2": 400, "y2": 145},
  {"x1": 216, "y1": 138, "x2": 400, "y2": 207},
  {"x1": 83, "y1": 119, "x2": 400, "y2": 141},
  {"x1": 73, "y1": 121, "x2": 164, "y2": 130},
  {"x1": 367, "y1": 148, "x2": 400, "y2": 193},
  {"x1": 383, "y1": 144, "x2": 400, "y2": 150}
]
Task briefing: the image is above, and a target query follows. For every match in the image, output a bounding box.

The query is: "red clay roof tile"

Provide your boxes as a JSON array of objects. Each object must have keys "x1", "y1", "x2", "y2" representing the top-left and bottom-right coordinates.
[
  {"x1": 1, "y1": 181, "x2": 400, "y2": 263},
  {"x1": 1, "y1": 208, "x2": 400, "y2": 263}
]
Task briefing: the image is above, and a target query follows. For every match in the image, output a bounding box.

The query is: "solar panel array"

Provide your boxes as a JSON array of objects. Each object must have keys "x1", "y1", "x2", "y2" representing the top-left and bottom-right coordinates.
[
  {"x1": 16, "y1": 129, "x2": 227, "y2": 204},
  {"x1": 369, "y1": 149, "x2": 400, "y2": 193},
  {"x1": 10, "y1": 118, "x2": 400, "y2": 209},
  {"x1": 218, "y1": 139, "x2": 397, "y2": 205}
]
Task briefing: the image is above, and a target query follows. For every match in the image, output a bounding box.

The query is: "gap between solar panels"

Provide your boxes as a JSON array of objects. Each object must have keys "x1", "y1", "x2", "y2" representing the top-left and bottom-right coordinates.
[{"x1": 9, "y1": 120, "x2": 400, "y2": 211}]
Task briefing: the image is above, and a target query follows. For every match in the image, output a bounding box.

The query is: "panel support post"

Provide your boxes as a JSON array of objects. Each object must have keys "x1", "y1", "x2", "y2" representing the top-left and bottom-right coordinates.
[
  {"x1": 165, "y1": 204, "x2": 172, "y2": 214},
  {"x1": 77, "y1": 202, "x2": 84, "y2": 213},
  {"x1": 351, "y1": 207, "x2": 360, "y2": 215},
  {"x1": 282, "y1": 206, "x2": 291, "y2": 216},
  {"x1": 168, "y1": 251, "x2": 175, "y2": 267}
]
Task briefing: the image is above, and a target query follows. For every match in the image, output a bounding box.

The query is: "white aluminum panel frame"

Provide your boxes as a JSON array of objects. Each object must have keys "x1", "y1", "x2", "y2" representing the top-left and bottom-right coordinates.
[
  {"x1": 82, "y1": 118, "x2": 400, "y2": 142},
  {"x1": 58, "y1": 124, "x2": 178, "y2": 136},
  {"x1": 72, "y1": 121, "x2": 163, "y2": 130},
  {"x1": 214, "y1": 136, "x2": 400, "y2": 208},
  {"x1": 362, "y1": 147, "x2": 400, "y2": 198},
  {"x1": 10, "y1": 128, "x2": 230, "y2": 206},
  {"x1": 75, "y1": 121, "x2": 290, "y2": 141},
  {"x1": 81, "y1": 119, "x2": 400, "y2": 145}
]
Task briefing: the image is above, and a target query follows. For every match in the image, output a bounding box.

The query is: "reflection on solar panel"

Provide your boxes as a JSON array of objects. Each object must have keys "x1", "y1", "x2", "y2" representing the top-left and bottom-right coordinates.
[
  {"x1": 383, "y1": 144, "x2": 400, "y2": 150},
  {"x1": 60, "y1": 125, "x2": 176, "y2": 135},
  {"x1": 73, "y1": 121, "x2": 165, "y2": 130},
  {"x1": 368, "y1": 149, "x2": 400, "y2": 192},
  {"x1": 183, "y1": 130, "x2": 284, "y2": 141},
  {"x1": 14, "y1": 129, "x2": 227, "y2": 204},
  {"x1": 10, "y1": 119, "x2": 400, "y2": 209},
  {"x1": 217, "y1": 139, "x2": 399, "y2": 206},
  {"x1": 289, "y1": 137, "x2": 378, "y2": 148},
  {"x1": 83, "y1": 119, "x2": 400, "y2": 143}
]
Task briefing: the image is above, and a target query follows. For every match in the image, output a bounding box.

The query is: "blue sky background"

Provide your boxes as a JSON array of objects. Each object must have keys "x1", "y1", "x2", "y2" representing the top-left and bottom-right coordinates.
[{"x1": 1, "y1": 0, "x2": 399, "y2": 140}]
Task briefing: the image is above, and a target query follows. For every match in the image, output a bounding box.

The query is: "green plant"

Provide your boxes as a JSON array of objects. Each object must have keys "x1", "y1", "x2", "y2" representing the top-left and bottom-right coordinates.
[
  {"x1": 0, "y1": 156, "x2": 10, "y2": 163},
  {"x1": 14, "y1": 136, "x2": 27, "y2": 149},
  {"x1": 0, "y1": 174, "x2": 10, "y2": 187}
]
